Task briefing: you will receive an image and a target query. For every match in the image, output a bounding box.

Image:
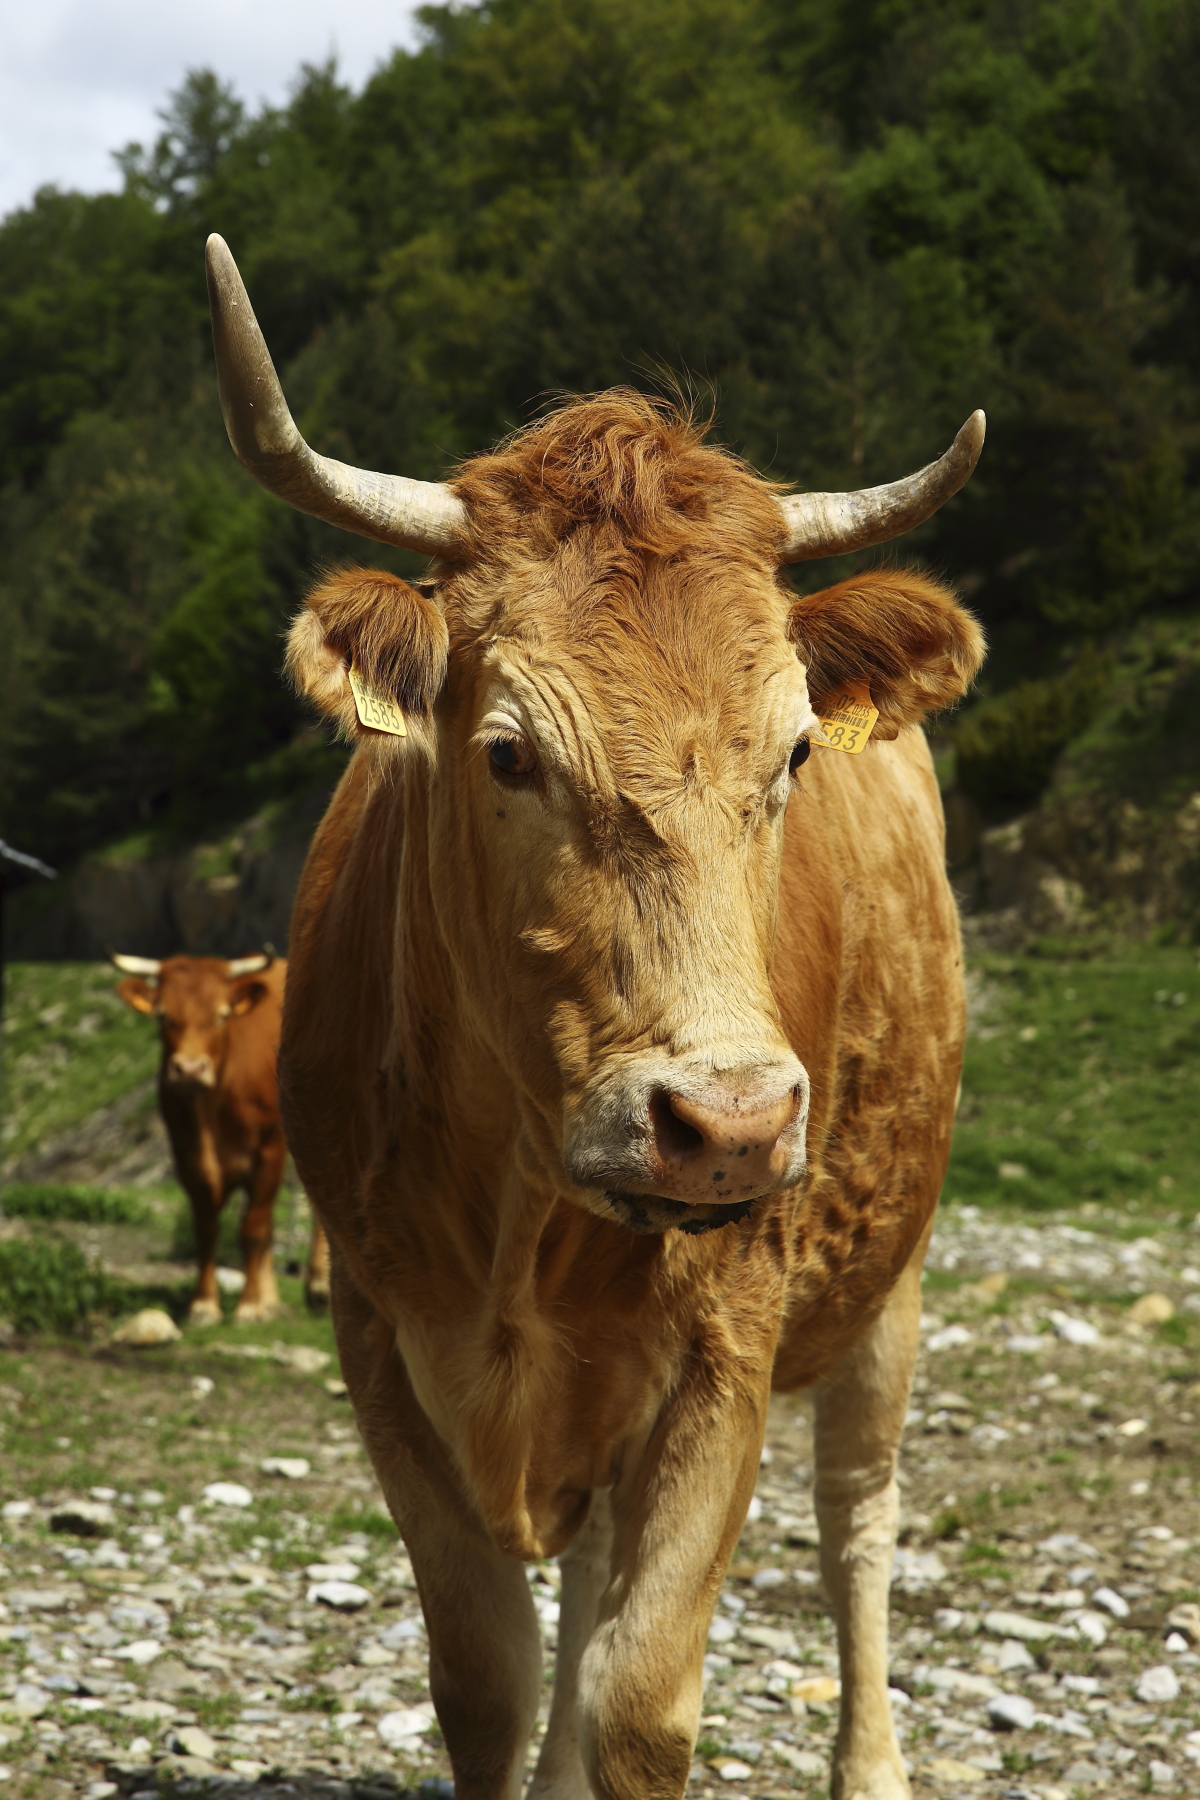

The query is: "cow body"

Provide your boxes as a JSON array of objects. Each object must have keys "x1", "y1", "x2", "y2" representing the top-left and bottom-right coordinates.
[
  {"x1": 274, "y1": 396, "x2": 981, "y2": 1800},
  {"x1": 114, "y1": 954, "x2": 329, "y2": 1322}
]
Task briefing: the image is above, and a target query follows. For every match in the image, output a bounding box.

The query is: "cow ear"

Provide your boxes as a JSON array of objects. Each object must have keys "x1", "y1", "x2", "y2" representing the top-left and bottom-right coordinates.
[
  {"x1": 116, "y1": 977, "x2": 157, "y2": 1016},
  {"x1": 229, "y1": 977, "x2": 270, "y2": 1017},
  {"x1": 285, "y1": 566, "x2": 449, "y2": 752},
  {"x1": 786, "y1": 569, "x2": 985, "y2": 741}
]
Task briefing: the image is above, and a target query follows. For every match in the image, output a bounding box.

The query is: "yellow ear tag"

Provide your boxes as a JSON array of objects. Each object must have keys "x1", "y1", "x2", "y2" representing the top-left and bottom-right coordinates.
[
  {"x1": 348, "y1": 666, "x2": 407, "y2": 737},
  {"x1": 815, "y1": 678, "x2": 878, "y2": 754}
]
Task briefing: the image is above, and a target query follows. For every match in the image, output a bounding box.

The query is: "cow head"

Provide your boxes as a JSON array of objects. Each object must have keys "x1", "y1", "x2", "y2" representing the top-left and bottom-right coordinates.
[
  {"x1": 110, "y1": 951, "x2": 274, "y2": 1091},
  {"x1": 206, "y1": 236, "x2": 984, "y2": 1234}
]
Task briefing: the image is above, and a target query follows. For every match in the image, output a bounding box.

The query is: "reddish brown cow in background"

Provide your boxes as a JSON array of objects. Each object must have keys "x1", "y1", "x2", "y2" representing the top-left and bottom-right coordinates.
[{"x1": 110, "y1": 950, "x2": 329, "y2": 1322}]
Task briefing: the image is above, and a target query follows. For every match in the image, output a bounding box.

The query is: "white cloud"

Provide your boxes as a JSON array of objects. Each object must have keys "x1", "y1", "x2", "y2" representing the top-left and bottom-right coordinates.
[{"x1": 0, "y1": 0, "x2": 421, "y2": 219}]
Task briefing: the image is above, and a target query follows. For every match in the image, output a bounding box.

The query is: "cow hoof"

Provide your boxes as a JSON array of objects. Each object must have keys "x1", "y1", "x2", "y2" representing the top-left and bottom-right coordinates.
[
  {"x1": 833, "y1": 1760, "x2": 911, "y2": 1800},
  {"x1": 305, "y1": 1281, "x2": 331, "y2": 1315},
  {"x1": 188, "y1": 1299, "x2": 222, "y2": 1326},
  {"x1": 233, "y1": 1299, "x2": 284, "y2": 1324}
]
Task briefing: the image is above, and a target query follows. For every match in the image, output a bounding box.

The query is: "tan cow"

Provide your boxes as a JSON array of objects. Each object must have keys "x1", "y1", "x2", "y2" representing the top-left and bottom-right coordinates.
[
  {"x1": 206, "y1": 234, "x2": 985, "y2": 1800},
  {"x1": 110, "y1": 950, "x2": 330, "y2": 1322}
]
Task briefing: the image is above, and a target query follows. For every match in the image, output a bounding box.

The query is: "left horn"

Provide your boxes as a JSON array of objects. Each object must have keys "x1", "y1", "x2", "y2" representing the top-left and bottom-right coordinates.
[
  {"x1": 108, "y1": 950, "x2": 162, "y2": 976},
  {"x1": 777, "y1": 412, "x2": 985, "y2": 562},
  {"x1": 205, "y1": 234, "x2": 468, "y2": 557},
  {"x1": 226, "y1": 951, "x2": 273, "y2": 979}
]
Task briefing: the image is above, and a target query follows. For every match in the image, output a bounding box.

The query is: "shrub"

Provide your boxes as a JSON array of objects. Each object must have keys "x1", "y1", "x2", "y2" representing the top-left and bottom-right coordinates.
[
  {"x1": 954, "y1": 651, "x2": 1112, "y2": 812},
  {"x1": 0, "y1": 1182, "x2": 151, "y2": 1226},
  {"x1": 0, "y1": 1237, "x2": 123, "y2": 1336}
]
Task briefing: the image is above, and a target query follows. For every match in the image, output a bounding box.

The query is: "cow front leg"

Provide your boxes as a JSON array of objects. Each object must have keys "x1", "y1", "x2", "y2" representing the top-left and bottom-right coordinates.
[
  {"x1": 528, "y1": 1488, "x2": 613, "y2": 1800},
  {"x1": 234, "y1": 1138, "x2": 285, "y2": 1322},
  {"x1": 332, "y1": 1268, "x2": 543, "y2": 1800},
  {"x1": 813, "y1": 1231, "x2": 928, "y2": 1800},
  {"x1": 575, "y1": 1359, "x2": 772, "y2": 1800}
]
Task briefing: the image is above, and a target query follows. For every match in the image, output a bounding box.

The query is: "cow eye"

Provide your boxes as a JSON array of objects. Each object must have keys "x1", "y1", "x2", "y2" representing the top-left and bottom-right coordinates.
[
  {"x1": 488, "y1": 735, "x2": 537, "y2": 778},
  {"x1": 788, "y1": 739, "x2": 811, "y2": 774}
]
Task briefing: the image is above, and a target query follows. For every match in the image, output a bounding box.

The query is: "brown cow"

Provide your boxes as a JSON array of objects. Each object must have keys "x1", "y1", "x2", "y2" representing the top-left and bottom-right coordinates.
[
  {"x1": 110, "y1": 949, "x2": 330, "y2": 1323},
  {"x1": 206, "y1": 233, "x2": 986, "y2": 1800}
]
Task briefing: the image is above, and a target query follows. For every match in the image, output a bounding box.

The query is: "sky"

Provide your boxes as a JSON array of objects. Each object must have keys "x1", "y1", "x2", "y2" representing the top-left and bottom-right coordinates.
[{"x1": 0, "y1": 0, "x2": 421, "y2": 220}]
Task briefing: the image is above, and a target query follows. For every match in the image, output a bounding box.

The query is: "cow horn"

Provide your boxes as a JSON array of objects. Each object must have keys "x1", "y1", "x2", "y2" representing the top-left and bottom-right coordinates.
[
  {"x1": 108, "y1": 950, "x2": 162, "y2": 977},
  {"x1": 205, "y1": 235, "x2": 468, "y2": 557},
  {"x1": 226, "y1": 951, "x2": 273, "y2": 979},
  {"x1": 776, "y1": 412, "x2": 986, "y2": 562}
]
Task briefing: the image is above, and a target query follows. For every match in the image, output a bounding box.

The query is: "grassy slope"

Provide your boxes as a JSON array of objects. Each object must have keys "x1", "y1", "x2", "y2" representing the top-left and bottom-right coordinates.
[{"x1": 948, "y1": 945, "x2": 1200, "y2": 1220}]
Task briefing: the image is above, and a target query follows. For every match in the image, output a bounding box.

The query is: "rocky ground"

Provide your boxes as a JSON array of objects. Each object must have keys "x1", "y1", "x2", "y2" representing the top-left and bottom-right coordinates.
[{"x1": 1, "y1": 1204, "x2": 1198, "y2": 1800}]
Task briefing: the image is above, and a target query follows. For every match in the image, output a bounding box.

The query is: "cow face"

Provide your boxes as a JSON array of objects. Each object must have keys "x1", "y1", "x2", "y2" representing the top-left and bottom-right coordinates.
[
  {"x1": 115, "y1": 956, "x2": 272, "y2": 1091},
  {"x1": 286, "y1": 399, "x2": 983, "y2": 1234}
]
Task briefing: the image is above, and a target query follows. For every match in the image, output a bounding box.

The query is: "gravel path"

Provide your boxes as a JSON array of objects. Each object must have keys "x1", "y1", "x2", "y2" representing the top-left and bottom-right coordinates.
[{"x1": 1, "y1": 1204, "x2": 1197, "y2": 1799}]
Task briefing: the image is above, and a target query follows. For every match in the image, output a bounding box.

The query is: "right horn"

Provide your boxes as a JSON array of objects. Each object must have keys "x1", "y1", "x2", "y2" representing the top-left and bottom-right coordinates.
[
  {"x1": 777, "y1": 412, "x2": 985, "y2": 562},
  {"x1": 205, "y1": 235, "x2": 468, "y2": 557},
  {"x1": 108, "y1": 950, "x2": 162, "y2": 977}
]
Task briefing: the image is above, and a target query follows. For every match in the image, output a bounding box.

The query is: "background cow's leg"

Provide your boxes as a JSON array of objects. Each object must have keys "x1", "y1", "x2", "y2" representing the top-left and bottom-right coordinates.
[
  {"x1": 234, "y1": 1139, "x2": 285, "y2": 1322},
  {"x1": 528, "y1": 1488, "x2": 613, "y2": 1800},
  {"x1": 575, "y1": 1359, "x2": 772, "y2": 1800},
  {"x1": 812, "y1": 1226, "x2": 930, "y2": 1800},
  {"x1": 332, "y1": 1264, "x2": 543, "y2": 1800},
  {"x1": 183, "y1": 1176, "x2": 223, "y2": 1324},
  {"x1": 305, "y1": 1213, "x2": 331, "y2": 1312}
]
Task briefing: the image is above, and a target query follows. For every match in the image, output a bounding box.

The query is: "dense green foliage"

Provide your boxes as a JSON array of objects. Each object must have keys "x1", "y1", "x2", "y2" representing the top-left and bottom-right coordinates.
[
  {"x1": 0, "y1": 1237, "x2": 122, "y2": 1335},
  {"x1": 3, "y1": 0, "x2": 1200, "y2": 865}
]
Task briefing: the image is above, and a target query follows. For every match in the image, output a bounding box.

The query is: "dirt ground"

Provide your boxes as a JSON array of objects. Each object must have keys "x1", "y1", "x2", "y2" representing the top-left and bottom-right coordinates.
[{"x1": 0, "y1": 1205, "x2": 1198, "y2": 1800}]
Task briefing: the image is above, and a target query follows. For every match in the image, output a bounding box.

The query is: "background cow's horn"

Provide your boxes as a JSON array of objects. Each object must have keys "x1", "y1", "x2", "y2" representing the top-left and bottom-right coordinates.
[
  {"x1": 205, "y1": 234, "x2": 468, "y2": 557},
  {"x1": 776, "y1": 411, "x2": 986, "y2": 562},
  {"x1": 226, "y1": 951, "x2": 274, "y2": 979},
  {"x1": 108, "y1": 950, "x2": 162, "y2": 977}
]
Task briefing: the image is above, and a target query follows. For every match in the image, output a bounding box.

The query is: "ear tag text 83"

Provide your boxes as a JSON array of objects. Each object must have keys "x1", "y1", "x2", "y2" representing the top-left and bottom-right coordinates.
[
  {"x1": 815, "y1": 679, "x2": 878, "y2": 755},
  {"x1": 348, "y1": 666, "x2": 407, "y2": 737}
]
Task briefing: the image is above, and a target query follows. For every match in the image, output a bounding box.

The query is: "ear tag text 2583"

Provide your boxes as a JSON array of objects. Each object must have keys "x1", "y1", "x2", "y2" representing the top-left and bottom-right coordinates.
[
  {"x1": 815, "y1": 679, "x2": 878, "y2": 755},
  {"x1": 348, "y1": 666, "x2": 407, "y2": 738}
]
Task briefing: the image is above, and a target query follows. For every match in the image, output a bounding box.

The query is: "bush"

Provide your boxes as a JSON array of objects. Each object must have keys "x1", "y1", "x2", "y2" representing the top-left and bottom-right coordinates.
[
  {"x1": 954, "y1": 651, "x2": 1112, "y2": 812},
  {"x1": 0, "y1": 1183, "x2": 152, "y2": 1225},
  {"x1": 0, "y1": 1237, "x2": 122, "y2": 1335}
]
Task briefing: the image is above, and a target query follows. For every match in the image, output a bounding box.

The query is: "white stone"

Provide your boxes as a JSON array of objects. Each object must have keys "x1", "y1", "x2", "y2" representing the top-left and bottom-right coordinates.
[
  {"x1": 49, "y1": 1500, "x2": 114, "y2": 1536},
  {"x1": 983, "y1": 1609, "x2": 1058, "y2": 1642},
  {"x1": 708, "y1": 1615, "x2": 737, "y2": 1644},
  {"x1": 774, "y1": 1746, "x2": 824, "y2": 1776},
  {"x1": 1049, "y1": 1311, "x2": 1100, "y2": 1346},
  {"x1": 1136, "y1": 1665, "x2": 1180, "y2": 1703},
  {"x1": 202, "y1": 1481, "x2": 253, "y2": 1508},
  {"x1": 308, "y1": 1579, "x2": 372, "y2": 1611},
  {"x1": 215, "y1": 1267, "x2": 245, "y2": 1293},
  {"x1": 379, "y1": 1618, "x2": 424, "y2": 1647},
  {"x1": 1092, "y1": 1586, "x2": 1131, "y2": 1619},
  {"x1": 305, "y1": 1561, "x2": 362, "y2": 1582},
  {"x1": 111, "y1": 1308, "x2": 181, "y2": 1346},
  {"x1": 1148, "y1": 1760, "x2": 1175, "y2": 1786},
  {"x1": 926, "y1": 1325, "x2": 972, "y2": 1352},
  {"x1": 751, "y1": 1567, "x2": 787, "y2": 1591},
  {"x1": 0, "y1": 1502, "x2": 31, "y2": 1521},
  {"x1": 261, "y1": 1457, "x2": 311, "y2": 1479},
  {"x1": 1165, "y1": 1632, "x2": 1189, "y2": 1654},
  {"x1": 996, "y1": 1639, "x2": 1036, "y2": 1672},
  {"x1": 8, "y1": 1684, "x2": 49, "y2": 1717},
  {"x1": 987, "y1": 1693, "x2": 1036, "y2": 1731},
  {"x1": 928, "y1": 1668, "x2": 998, "y2": 1700},
  {"x1": 712, "y1": 1761, "x2": 754, "y2": 1781},
  {"x1": 173, "y1": 1726, "x2": 217, "y2": 1760},
  {"x1": 378, "y1": 1707, "x2": 434, "y2": 1748},
  {"x1": 114, "y1": 1639, "x2": 163, "y2": 1666}
]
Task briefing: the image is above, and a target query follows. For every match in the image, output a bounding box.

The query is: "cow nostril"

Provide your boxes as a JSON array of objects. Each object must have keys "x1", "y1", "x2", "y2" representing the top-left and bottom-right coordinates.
[{"x1": 649, "y1": 1089, "x2": 704, "y2": 1158}]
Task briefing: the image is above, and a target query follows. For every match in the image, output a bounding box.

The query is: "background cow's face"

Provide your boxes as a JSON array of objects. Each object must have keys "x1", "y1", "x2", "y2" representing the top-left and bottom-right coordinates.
[
  {"x1": 287, "y1": 403, "x2": 983, "y2": 1233},
  {"x1": 116, "y1": 958, "x2": 270, "y2": 1091}
]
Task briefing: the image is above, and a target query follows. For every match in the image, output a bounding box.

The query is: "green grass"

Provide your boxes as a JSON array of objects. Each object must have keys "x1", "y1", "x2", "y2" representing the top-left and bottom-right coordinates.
[
  {"x1": 946, "y1": 944, "x2": 1200, "y2": 1217},
  {"x1": 0, "y1": 1181, "x2": 152, "y2": 1223},
  {"x1": 1, "y1": 961, "x2": 160, "y2": 1165}
]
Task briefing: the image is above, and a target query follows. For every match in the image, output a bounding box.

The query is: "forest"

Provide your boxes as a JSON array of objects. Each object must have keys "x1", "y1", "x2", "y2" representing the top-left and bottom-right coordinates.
[{"x1": 2, "y1": 0, "x2": 1199, "y2": 880}]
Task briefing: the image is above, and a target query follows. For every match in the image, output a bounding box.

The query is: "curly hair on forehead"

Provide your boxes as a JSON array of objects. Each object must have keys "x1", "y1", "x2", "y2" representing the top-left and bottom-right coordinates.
[{"x1": 451, "y1": 388, "x2": 785, "y2": 557}]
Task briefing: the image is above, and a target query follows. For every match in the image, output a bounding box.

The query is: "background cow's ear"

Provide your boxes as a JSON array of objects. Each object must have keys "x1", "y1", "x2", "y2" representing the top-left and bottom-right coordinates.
[
  {"x1": 285, "y1": 567, "x2": 449, "y2": 751},
  {"x1": 786, "y1": 569, "x2": 985, "y2": 741},
  {"x1": 229, "y1": 977, "x2": 270, "y2": 1018},
  {"x1": 115, "y1": 977, "x2": 157, "y2": 1015}
]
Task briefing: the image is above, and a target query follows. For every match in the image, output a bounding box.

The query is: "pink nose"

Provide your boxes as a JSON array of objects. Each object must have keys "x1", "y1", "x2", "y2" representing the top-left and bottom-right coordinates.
[
  {"x1": 168, "y1": 1053, "x2": 215, "y2": 1087},
  {"x1": 649, "y1": 1085, "x2": 803, "y2": 1203}
]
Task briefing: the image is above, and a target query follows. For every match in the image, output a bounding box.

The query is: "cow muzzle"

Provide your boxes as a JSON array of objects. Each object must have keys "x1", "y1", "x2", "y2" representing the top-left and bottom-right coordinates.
[
  {"x1": 166, "y1": 1053, "x2": 217, "y2": 1090},
  {"x1": 564, "y1": 1055, "x2": 810, "y2": 1234}
]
